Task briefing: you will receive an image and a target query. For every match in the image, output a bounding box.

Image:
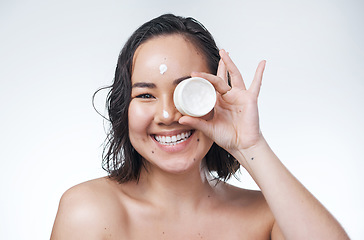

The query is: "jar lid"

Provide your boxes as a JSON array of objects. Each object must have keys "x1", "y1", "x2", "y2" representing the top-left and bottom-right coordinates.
[{"x1": 173, "y1": 77, "x2": 216, "y2": 117}]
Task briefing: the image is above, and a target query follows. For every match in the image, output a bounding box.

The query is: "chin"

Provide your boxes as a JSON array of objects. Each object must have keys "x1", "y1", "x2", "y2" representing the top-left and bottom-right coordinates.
[
  {"x1": 144, "y1": 155, "x2": 201, "y2": 175},
  {"x1": 163, "y1": 159, "x2": 197, "y2": 174}
]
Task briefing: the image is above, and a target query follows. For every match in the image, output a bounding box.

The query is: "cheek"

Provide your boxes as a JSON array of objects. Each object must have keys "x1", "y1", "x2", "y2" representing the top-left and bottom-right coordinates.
[
  {"x1": 199, "y1": 134, "x2": 214, "y2": 153},
  {"x1": 128, "y1": 102, "x2": 154, "y2": 135}
]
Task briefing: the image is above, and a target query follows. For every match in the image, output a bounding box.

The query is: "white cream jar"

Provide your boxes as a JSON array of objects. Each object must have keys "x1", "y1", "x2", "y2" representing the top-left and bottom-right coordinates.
[{"x1": 173, "y1": 77, "x2": 216, "y2": 117}]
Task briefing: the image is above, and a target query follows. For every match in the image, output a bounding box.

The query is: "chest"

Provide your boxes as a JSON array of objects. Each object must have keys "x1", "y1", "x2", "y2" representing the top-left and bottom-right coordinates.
[
  {"x1": 108, "y1": 210, "x2": 272, "y2": 240},
  {"x1": 127, "y1": 223, "x2": 270, "y2": 240}
]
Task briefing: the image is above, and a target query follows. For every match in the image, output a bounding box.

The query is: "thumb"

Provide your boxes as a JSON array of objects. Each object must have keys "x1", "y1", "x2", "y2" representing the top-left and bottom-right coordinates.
[{"x1": 178, "y1": 116, "x2": 213, "y2": 138}]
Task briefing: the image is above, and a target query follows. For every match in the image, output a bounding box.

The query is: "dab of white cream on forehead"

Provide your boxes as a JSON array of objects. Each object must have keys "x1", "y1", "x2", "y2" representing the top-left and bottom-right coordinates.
[
  {"x1": 159, "y1": 64, "x2": 168, "y2": 75},
  {"x1": 163, "y1": 110, "x2": 169, "y2": 119}
]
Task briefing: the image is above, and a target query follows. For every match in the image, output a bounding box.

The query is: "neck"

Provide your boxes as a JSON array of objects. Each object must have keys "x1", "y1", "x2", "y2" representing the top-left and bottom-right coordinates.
[{"x1": 136, "y1": 161, "x2": 213, "y2": 209}]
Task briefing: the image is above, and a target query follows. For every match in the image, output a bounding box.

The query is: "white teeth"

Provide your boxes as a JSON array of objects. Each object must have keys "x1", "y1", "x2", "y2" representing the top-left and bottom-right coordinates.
[{"x1": 154, "y1": 131, "x2": 192, "y2": 145}]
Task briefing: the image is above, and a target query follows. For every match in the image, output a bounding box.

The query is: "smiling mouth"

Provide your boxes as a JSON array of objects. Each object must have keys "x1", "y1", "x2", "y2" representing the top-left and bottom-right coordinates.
[{"x1": 153, "y1": 130, "x2": 193, "y2": 146}]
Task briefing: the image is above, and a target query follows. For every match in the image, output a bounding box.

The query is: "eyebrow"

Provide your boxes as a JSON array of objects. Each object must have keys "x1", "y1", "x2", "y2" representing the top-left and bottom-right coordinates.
[
  {"x1": 173, "y1": 76, "x2": 191, "y2": 85},
  {"x1": 131, "y1": 82, "x2": 156, "y2": 88},
  {"x1": 132, "y1": 76, "x2": 191, "y2": 88}
]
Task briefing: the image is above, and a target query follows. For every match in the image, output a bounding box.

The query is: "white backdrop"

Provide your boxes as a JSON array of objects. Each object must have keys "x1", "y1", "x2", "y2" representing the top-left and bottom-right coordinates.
[{"x1": 1, "y1": 0, "x2": 363, "y2": 239}]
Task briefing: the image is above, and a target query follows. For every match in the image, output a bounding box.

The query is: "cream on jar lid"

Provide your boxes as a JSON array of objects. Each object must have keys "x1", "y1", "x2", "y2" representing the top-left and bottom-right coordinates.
[{"x1": 173, "y1": 77, "x2": 216, "y2": 117}]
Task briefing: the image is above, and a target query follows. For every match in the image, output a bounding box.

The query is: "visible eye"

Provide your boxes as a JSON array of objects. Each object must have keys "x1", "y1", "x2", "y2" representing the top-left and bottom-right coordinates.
[{"x1": 136, "y1": 93, "x2": 155, "y2": 99}]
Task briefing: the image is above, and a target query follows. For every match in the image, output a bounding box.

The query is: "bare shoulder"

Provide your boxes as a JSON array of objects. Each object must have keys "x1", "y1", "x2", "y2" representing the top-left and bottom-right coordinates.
[
  {"x1": 211, "y1": 181, "x2": 278, "y2": 238},
  {"x1": 213, "y1": 180, "x2": 269, "y2": 209},
  {"x1": 50, "y1": 177, "x2": 126, "y2": 239}
]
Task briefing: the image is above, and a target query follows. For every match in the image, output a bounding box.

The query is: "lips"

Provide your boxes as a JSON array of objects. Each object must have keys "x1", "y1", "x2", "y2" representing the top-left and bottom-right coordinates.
[{"x1": 153, "y1": 130, "x2": 193, "y2": 146}]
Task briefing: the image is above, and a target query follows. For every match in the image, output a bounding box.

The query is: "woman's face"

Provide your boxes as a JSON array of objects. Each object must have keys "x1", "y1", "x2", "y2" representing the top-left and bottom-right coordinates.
[{"x1": 129, "y1": 34, "x2": 214, "y2": 174}]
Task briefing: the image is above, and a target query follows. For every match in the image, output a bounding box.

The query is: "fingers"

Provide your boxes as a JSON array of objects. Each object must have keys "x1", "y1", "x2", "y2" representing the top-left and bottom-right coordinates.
[
  {"x1": 192, "y1": 52, "x2": 231, "y2": 96},
  {"x1": 191, "y1": 71, "x2": 231, "y2": 96},
  {"x1": 249, "y1": 60, "x2": 266, "y2": 96},
  {"x1": 216, "y1": 58, "x2": 228, "y2": 84},
  {"x1": 219, "y1": 49, "x2": 246, "y2": 90},
  {"x1": 178, "y1": 116, "x2": 213, "y2": 138},
  {"x1": 193, "y1": 50, "x2": 266, "y2": 97}
]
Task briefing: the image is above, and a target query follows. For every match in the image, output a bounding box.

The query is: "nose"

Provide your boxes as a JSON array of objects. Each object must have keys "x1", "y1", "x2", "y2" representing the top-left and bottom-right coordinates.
[{"x1": 155, "y1": 94, "x2": 182, "y2": 125}]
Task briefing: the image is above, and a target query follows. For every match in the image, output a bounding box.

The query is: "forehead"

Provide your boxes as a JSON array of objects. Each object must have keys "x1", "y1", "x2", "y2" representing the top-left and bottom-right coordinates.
[{"x1": 131, "y1": 34, "x2": 209, "y2": 82}]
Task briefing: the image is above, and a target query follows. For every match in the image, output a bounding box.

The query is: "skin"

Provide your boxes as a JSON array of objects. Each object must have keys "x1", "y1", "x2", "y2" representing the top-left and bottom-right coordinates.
[{"x1": 50, "y1": 34, "x2": 349, "y2": 239}]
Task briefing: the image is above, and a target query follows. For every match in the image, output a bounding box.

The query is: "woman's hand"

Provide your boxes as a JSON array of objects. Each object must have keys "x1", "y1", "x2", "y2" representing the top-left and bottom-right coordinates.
[{"x1": 179, "y1": 49, "x2": 266, "y2": 155}]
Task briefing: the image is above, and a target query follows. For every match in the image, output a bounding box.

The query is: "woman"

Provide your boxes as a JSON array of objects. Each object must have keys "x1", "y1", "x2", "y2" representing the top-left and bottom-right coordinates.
[{"x1": 51, "y1": 14, "x2": 349, "y2": 239}]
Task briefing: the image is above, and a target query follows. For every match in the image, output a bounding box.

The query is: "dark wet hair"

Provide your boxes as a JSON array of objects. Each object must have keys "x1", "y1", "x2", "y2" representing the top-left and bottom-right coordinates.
[{"x1": 100, "y1": 13, "x2": 240, "y2": 183}]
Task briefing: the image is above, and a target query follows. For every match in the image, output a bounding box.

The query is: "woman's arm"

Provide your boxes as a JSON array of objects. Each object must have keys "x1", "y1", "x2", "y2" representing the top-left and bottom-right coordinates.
[
  {"x1": 232, "y1": 135, "x2": 349, "y2": 240},
  {"x1": 179, "y1": 49, "x2": 349, "y2": 239}
]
